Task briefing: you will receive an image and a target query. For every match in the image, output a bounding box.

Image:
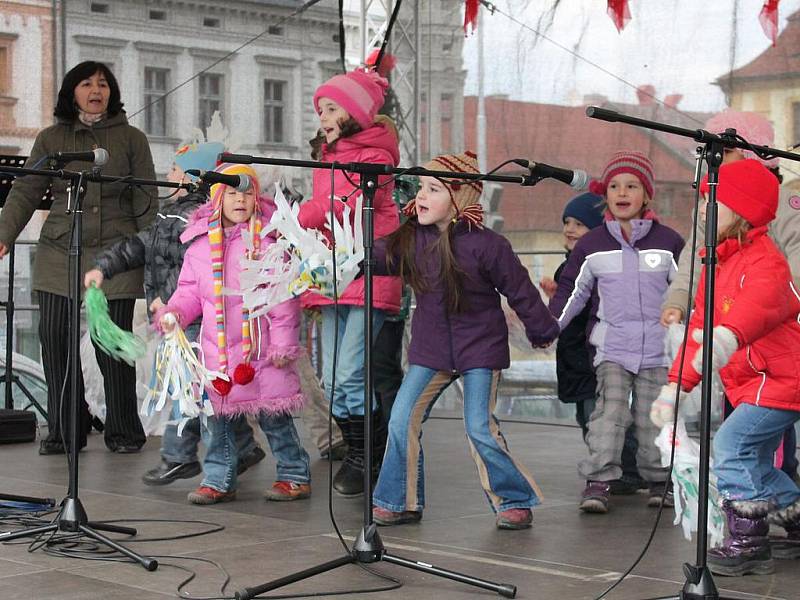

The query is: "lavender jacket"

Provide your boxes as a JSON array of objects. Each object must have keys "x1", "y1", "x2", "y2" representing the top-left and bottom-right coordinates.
[
  {"x1": 549, "y1": 216, "x2": 684, "y2": 374},
  {"x1": 374, "y1": 223, "x2": 559, "y2": 372}
]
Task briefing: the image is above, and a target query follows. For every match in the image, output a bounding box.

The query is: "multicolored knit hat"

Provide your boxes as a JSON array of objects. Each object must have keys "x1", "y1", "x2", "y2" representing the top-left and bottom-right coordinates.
[
  {"x1": 313, "y1": 68, "x2": 388, "y2": 130},
  {"x1": 404, "y1": 151, "x2": 484, "y2": 228},
  {"x1": 207, "y1": 163, "x2": 262, "y2": 394},
  {"x1": 705, "y1": 109, "x2": 779, "y2": 168},
  {"x1": 589, "y1": 151, "x2": 656, "y2": 199}
]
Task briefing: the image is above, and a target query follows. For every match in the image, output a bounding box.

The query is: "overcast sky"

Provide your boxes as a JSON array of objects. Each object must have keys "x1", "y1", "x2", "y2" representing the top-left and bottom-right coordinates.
[{"x1": 461, "y1": 0, "x2": 800, "y2": 112}]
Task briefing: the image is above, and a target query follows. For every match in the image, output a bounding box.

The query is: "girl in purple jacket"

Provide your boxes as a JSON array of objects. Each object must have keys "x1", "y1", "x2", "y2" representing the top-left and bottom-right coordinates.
[
  {"x1": 371, "y1": 152, "x2": 559, "y2": 531},
  {"x1": 159, "y1": 164, "x2": 310, "y2": 505},
  {"x1": 549, "y1": 151, "x2": 684, "y2": 514}
]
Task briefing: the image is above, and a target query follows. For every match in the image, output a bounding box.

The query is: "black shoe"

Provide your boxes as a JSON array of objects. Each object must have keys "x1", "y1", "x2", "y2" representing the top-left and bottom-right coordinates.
[
  {"x1": 237, "y1": 446, "x2": 266, "y2": 475},
  {"x1": 609, "y1": 477, "x2": 645, "y2": 496},
  {"x1": 113, "y1": 445, "x2": 142, "y2": 454},
  {"x1": 38, "y1": 439, "x2": 65, "y2": 455},
  {"x1": 320, "y1": 443, "x2": 348, "y2": 461},
  {"x1": 333, "y1": 459, "x2": 364, "y2": 497},
  {"x1": 142, "y1": 459, "x2": 202, "y2": 486}
]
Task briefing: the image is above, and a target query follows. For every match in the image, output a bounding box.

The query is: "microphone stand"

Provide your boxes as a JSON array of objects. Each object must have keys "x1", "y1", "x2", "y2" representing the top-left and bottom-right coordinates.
[
  {"x1": 586, "y1": 106, "x2": 800, "y2": 600},
  {"x1": 219, "y1": 152, "x2": 538, "y2": 600},
  {"x1": 0, "y1": 163, "x2": 192, "y2": 570}
]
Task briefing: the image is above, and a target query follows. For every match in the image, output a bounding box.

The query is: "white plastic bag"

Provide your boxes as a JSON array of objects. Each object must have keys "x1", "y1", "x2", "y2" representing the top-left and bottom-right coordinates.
[
  {"x1": 655, "y1": 419, "x2": 725, "y2": 548},
  {"x1": 80, "y1": 329, "x2": 106, "y2": 422}
]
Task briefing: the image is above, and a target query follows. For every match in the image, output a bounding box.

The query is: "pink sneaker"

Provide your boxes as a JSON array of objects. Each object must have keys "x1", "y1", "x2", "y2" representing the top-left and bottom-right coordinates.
[{"x1": 496, "y1": 508, "x2": 533, "y2": 530}]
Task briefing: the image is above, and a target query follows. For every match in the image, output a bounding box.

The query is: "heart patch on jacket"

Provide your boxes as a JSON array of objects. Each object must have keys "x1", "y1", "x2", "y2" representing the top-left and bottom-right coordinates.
[{"x1": 644, "y1": 253, "x2": 661, "y2": 268}]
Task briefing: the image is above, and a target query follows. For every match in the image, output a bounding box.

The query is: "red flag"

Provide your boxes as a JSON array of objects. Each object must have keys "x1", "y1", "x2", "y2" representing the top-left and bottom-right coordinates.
[
  {"x1": 607, "y1": 0, "x2": 631, "y2": 33},
  {"x1": 464, "y1": 0, "x2": 479, "y2": 35},
  {"x1": 759, "y1": 0, "x2": 780, "y2": 46}
]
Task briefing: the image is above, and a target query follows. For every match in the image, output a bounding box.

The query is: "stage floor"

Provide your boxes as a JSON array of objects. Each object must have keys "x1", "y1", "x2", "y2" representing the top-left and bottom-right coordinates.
[{"x1": 0, "y1": 416, "x2": 796, "y2": 600}]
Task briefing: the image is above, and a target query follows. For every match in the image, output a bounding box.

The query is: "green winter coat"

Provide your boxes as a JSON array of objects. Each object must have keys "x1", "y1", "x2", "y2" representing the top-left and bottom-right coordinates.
[{"x1": 0, "y1": 113, "x2": 157, "y2": 299}]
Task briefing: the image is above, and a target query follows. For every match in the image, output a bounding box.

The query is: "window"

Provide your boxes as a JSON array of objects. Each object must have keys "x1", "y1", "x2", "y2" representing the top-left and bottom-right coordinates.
[
  {"x1": 420, "y1": 92, "x2": 428, "y2": 158},
  {"x1": 198, "y1": 73, "x2": 223, "y2": 128},
  {"x1": 440, "y1": 93, "x2": 453, "y2": 152},
  {"x1": 149, "y1": 10, "x2": 166, "y2": 21},
  {"x1": 268, "y1": 26, "x2": 284, "y2": 36},
  {"x1": 143, "y1": 67, "x2": 168, "y2": 136},
  {"x1": 263, "y1": 79, "x2": 287, "y2": 143},
  {"x1": 203, "y1": 17, "x2": 220, "y2": 28},
  {"x1": 90, "y1": 2, "x2": 109, "y2": 13},
  {"x1": 793, "y1": 103, "x2": 800, "y2": 149},
  {"x1": 0, "y1": 47, "x2": 8, "y2": 95}
]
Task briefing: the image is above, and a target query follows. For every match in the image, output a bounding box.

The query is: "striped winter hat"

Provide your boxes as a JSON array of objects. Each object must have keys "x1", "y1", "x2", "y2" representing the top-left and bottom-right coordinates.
[
  {"x1": 405, "y1": 151, "x2": 484, "y2": 228},
  {"x1": 207, "y1": 163, "x2": 262, "y2": 394},
  {"x1": 313, "y1": 68, "x2": 388, "y2": 130},
  {"x1": 590, "y1": 151, "x2": 656, "y2": 199}
]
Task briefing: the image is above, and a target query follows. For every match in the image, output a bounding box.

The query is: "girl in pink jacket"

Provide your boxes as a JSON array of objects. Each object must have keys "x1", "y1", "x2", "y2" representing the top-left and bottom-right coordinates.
[
  {"x1": 161, "y1": 163, "x2": 310, "y2": 505},
  {"x1": 298, "y1": 68, "x2": 401, "y2": 496}
]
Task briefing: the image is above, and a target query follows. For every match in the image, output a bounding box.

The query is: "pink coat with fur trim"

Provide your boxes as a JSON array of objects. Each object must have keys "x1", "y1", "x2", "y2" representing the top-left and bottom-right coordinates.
[
  {"x1": 298, "y1": 122, "x2": 402, "y2": 313},
  {"x1": 166, "y1": 197, "x2": 304, "y2": 416}
]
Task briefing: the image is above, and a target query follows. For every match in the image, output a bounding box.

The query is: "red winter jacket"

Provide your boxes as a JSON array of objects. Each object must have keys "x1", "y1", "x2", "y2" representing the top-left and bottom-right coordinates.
[
  {"x1": 298, "y1": 121, "x2": 402, "y2": 313},
  {"x1": 669, "y1": 226, "x2": 800, "y2": 411}
]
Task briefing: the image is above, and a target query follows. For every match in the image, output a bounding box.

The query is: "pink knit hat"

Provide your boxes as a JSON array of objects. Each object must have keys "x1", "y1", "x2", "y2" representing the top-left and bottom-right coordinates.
[
  {"x1": 590, "y1": 151, "x2": 656, "y2": 199},
  {"x1": 313, "y1": 69, "x2": 388, "y2": 130},
  {"x1": 704, "y1": 109, "x2": 778, "y2": 168}
]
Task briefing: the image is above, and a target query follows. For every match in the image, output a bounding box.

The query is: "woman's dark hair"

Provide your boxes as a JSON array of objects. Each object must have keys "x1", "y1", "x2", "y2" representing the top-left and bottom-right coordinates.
[
  {"x1": 54, "y1": 61, "x2": 124, "y2": 121},
  {"x1": 385, "y1": 219, "x2": 467, "y2": 314},
  {"x1": 309, "y1": 116, "x2": 362, "y2": 160}
]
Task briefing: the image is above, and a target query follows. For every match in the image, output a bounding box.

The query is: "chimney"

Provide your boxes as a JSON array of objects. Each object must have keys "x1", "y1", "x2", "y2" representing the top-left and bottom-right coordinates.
[
  {"x1": 664, "y1": 94, "x2": 683, "y2": 109},
  {"x1": 636, "y1": 85, "x2": 656, "y2": 105}
]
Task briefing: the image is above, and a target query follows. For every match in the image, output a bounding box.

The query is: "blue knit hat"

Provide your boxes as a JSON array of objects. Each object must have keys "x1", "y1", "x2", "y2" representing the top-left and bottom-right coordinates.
[
  {"x1": 174, "y1": 141, "x2": 225, "y2": 180},
  {"x1": 562, "y1": 192, "x2": 604, "y2": 230}
]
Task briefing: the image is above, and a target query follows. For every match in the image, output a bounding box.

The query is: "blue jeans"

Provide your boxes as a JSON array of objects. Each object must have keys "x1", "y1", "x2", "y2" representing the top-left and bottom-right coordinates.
[
  {"x1": 201, "y1": 412, "x2": 310, "y2": 493},
  {"x1": 373, "y1": 366, "x2": 542, "y2": 513},
  {"x1": 160, "y1": 414, "x2": 258, "y2": 464},
  {"x1": 714, "y1": 403, "x2": 800, "y2": 508},
  {"x1": 320, "y1": 305, "x2": 385, "y2": 418}
]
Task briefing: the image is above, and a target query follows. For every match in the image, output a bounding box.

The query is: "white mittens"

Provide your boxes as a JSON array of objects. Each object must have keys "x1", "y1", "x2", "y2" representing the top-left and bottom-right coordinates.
[
  {"x1": 690, "y1": 326, "x2": 739, "y2": 375},
  {"x1": 650, "y1": 383, "x2": 679, "y2": 427}
]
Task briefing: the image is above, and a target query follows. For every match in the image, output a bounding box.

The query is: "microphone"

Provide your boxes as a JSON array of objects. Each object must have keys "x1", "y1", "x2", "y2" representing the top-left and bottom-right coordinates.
[
  {"x1": 49, "y1": 148, "x2": 109, "y2": 167},
  {"x1": 513, "y1": 159, "x2": 590, "y2": 190},
  {"x1": 185, "y1": 170, "x2": 252, "y2": 192}
]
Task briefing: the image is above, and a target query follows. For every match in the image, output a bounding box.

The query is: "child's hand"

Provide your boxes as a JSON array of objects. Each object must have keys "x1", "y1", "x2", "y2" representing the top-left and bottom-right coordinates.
[
  {"x1": 660, "y1": 307, "x2": 684, "y2": 326},
  {"x1": 149, "y1": 297, "x2": 165, "y2": 313},
  {"x1": 690, "y1": 326, "x2": 738, "y2": 373},
  {"x1": 539, "y1": 277, "x2": 558, "y2": 299},
  {"x1": 84, "y1": 268, "x2": 104, "y2": 289},
  {"x1": 272, "y1": 356, "x2": 289, "y2": 369},
  {"x1": 650, "y1": 383, "x2": 678, "y2": 427},
  {"x1": 159, "y1": 311, "x2": 178, "y2": 334}
]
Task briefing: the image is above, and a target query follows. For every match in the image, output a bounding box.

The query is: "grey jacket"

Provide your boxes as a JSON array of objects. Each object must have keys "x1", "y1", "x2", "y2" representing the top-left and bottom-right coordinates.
[{"x1": 662, "y1": 186, "x2": 800, "y2": 315}]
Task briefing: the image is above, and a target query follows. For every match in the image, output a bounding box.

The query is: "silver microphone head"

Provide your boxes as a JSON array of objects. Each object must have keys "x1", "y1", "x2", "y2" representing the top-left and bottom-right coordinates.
[
  {"x1": 93, "y1": 148, "x2": 109, "y2": 167},
  {"x1": 571, "y1": 169, "x2": 590, "y2": 190}
]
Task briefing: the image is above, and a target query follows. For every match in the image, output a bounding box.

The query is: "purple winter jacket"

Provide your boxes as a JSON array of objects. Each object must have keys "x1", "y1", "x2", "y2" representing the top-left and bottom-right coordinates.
[
  {"x1": 374, "y1": 222, "x2": 559, "y2": 372},
  {"x1": 549, "y1": 216, "x2": 684, "y2": 374}
]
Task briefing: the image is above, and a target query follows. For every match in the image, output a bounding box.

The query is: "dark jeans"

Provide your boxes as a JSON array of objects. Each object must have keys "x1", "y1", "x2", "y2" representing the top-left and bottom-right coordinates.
[
  {"x1": 373, "y1": 319, "x2": 405, "y2": 425},
  {"x1": 39, "y1": 291, "x2": 145, "y2": 451}
]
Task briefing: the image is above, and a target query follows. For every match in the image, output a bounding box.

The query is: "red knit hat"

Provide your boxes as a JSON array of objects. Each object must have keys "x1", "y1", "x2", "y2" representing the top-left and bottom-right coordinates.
[
  {"x1": 313, "y1": 69, "x2": 388, "y2": 130},
  {"x1": 699, "y1": 159, "x2": 778, "y2": 228},
  {"x1": 590, "y1": 151, "x2": 655, "y2": 199}
]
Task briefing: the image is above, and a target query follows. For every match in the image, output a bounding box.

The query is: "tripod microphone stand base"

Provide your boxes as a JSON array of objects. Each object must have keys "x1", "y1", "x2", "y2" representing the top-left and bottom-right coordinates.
[
  {"x1": 0, "y1": 496, "x2": 158, "y2": 571},
  {"x1": 234, "y1": 524, "x2": 516, "y2": 600}
]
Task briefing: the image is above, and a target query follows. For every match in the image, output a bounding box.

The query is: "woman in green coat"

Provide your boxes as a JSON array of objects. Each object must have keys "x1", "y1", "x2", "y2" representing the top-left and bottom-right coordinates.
[{"x1": 0, "y1": 61, "x2": 157, "y2": 454}]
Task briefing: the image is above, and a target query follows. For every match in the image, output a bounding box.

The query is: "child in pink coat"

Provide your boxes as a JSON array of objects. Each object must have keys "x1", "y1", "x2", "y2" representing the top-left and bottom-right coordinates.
[
  {"x1": 160, "y1": 163, "x2": 310, "y2": 505},
  {"x1": 297, "y1": 68, "x2": 401, "y2": 496}
]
